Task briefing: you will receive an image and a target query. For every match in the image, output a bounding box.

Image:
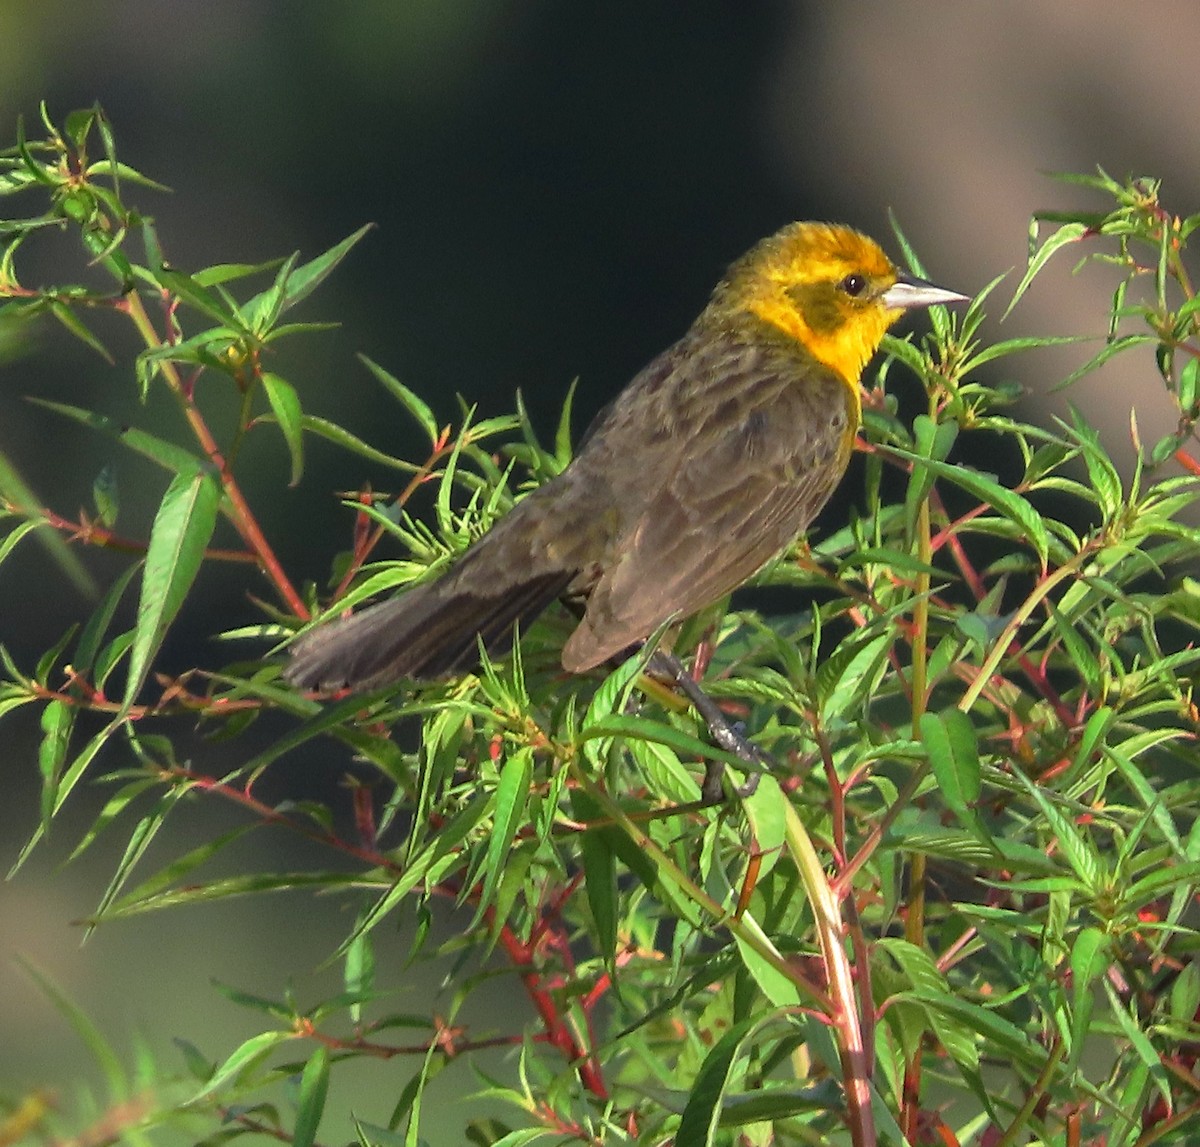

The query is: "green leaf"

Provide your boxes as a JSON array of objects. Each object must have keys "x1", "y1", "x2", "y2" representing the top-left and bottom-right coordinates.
[
  {"x1": 1171, "y1": 961, "x2": 1200, "y2": 1024},
  {"x1": 1067, "y1": 407, "x2": 1123, "y2": 517},
  {"x1": 48, "y1": 298, "x2": 114, "y2": 363},
  {"x1": 627, "y1": 735, "x2": 701, "y2": 804},
  {"x1": 174, "y1": 1038, "x2": 214, "y2": 1083},
  {"x1": 192, "y1": 258, "x2": 285, "y2": 287},
  {"x1": 580, "y1": 713, "x2": 758, "y2": 775},
  {"x1": 554, "y1": 378, "x2": 578, "y2": 469},
  {"x1": 1104, "y1": 980, "x2": 1171, "y2": 1109},
  {"x1": 37, "y1": 699, "x2": 74, "y2": 827},
  {"x1": 85, "y1": 788, "x2": 189, "y2": 933},
  {"x1": 1047, "y1": 603, "x2": 1101, "y2": 699},
  {"x1": 910, "y1": 987, "x2": 1043, "y2": 1068},
  {"x1": 434, "y1": 414, "x2": 470, "y2": 536},
  {"x1": 676, "y1": 1014, "x2": 765, "y2": 1147},
  {"x1": 122, "y1": 467, "x2": 221, "y2": 709},
  {"x1": 1068, "y1": 926, "x2": 1108, "y2": 1068},
  {"x1": 732, "y1": 933, "x2": 800, "y2": 1008},
  {"x1": 570, "y1": 789, "x2": 618, "y2": 965},
  {"x1": 1178, "y1": 356, "x2": 1199, "y2": 413},
  {"x1": 1009, "y1": 769, "x2": 1102, "y2": 892},
  {"x1": 343, "y1": 926, "x2": 375, "y2": 1029},
  {"x1": 918, "y1": 709, "x2": 981, "y2": 822},
  {"x1": 815, "y1": 628, "x2": 892, "y2": 724},
  {"x1": 883, "y1": 824, "x2": 1003, "y2": 867},
  {"x1": 882, "y1": 444, "x2": 1050, "y2": 566},
  {"x1": 961, "y1": 333, "x2": 1086, "y2": 373},
  {"x1": 273, "y1": 223, "x2": 373, "y2": 314},
  {"x1": 293, "y1": 1046, "x2": 329, "y2": 1147},
  {"x1": 19, "y1": 959, "x2": 127, "y2": 1096},
  {"x1": 354, "y1": 1118, "x2": 411, "y2": 1147},
  {"x1": 155, "y1": 266, "x2": 247, "y2": 331},
  {"x1": 358, "y1": 355, "x2": 440, "y2": 445},
  {"x1": 190, "y1": 1030, "x2": 291, "y2": 1103},
  {"x1": 714, "y1": 1082, "x2": 841, "y2": 1127},
  {"x1": 476, "y1": 747, "x2": 532, "y2": 922},
  {"x1": 1074, "y1": 706, "x2": 1113, "y2": 771},
  {"x1": 99, "y1": 871, "x2": 363, "y2": 919},
  {"x1": 878, "y1": 937, "x2": 948, "y2": 995},
  {"x1": 91, "y1": 462, "x2": 119, "y2": 527},
  {"x1": 242, "y1": 250, "x2": 299, "y2": 333},
  {"x1": 47, "y1": 720, "x2": 117, "y2": 821},
  {"x1": 879, "y1": 332, "x2": 926, "y2": 376},
  {"x1": 14, "y1": 115, "x2": 57, "y2": 186},
  {"x1": 741, "y1": 773, "x2": 787, "y2": 879},
  {"x1": 28, "y1": 398, "x2": 211, "y2": 480},
  {"x1": 262, "y1": 372, "x2": 305, "y2": 486},
  {"x1": 35, "y1": 621, "x2": 78, "y2": 684},
  {"x1": 1052, "y1": 333, "x2": 1157, "y2": 392},
  {"x1": 1005, "y1": 221, "x2": 1087, "y2": 317},
  {"x1": 301, "y1": 413, "x2": 423, "y2": 472},
  {"x1": 904, "y1": 414, "x2": 959, "y2": 536},
  {"x1": 66, "y1": 776, "x2": 160, "y2": 862},
  {"x1": 0, "y1": 444, "x2": 97, "y2": 596},
  {"x1": 0, "y1": 517, "x2": 44, "y2": 569},
  {"x1": 841, "y1": 546, "x2": 940, "y2": 578},
  {"x1": 74, "y1": 563, "x2": 140, "y2": 677},
  {"x1": 339, "y1": 797, "x2": 491, "y2": 956}
]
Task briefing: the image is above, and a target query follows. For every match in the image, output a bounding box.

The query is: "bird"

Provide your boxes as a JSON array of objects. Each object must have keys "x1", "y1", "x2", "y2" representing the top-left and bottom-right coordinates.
[{"x1": 285, "y1": 222, "x2": 966, "y2": 694}]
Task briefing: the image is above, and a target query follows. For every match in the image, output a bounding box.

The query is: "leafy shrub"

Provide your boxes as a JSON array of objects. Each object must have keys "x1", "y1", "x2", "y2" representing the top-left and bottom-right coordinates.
[{"x1": 3, "y1": 107, "x2": 1200, "y2": 1146}]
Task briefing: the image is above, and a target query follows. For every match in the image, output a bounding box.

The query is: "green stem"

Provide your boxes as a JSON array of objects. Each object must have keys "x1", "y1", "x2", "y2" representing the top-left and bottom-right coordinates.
[
  {"x1": 902, "y1": 490, "x2": 933, "y2": 1139},
  {"x1": 567, "y1": 760, "x2": 831, "y2": 1011},
  {"x1": 781, "y1": 799, "x2": 874, "y2": 1147},
  {"x1": 956, "y1": 556, "x2": 1087, "y2": 715},
  {"x1": 992, "y1": 1039, "x2": 1066, "y2": 1147}
]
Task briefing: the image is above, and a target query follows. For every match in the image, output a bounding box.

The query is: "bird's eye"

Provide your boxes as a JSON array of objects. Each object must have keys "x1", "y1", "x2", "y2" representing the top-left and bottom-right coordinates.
[{"x1": 839, "y1": 273, "x2": 867, "y2": 297}]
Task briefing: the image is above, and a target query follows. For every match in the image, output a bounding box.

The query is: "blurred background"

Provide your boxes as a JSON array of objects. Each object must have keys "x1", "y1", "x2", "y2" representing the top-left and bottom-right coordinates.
[{"x1": 2, "y1": 1, "x2": 1199, "y2": 1139}]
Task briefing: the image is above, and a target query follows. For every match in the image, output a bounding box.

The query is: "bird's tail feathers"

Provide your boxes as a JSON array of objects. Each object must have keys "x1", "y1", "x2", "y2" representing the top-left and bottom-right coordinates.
[{"x1": 284, "y1": 570, "x2": 572, "y2": 693}]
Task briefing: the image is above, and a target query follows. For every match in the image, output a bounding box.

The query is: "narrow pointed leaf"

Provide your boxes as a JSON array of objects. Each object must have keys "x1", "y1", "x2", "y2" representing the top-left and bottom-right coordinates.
[
  {"x1": 1005, "y1": 222, "x2": 1087, "y2": 317},
  {"x1": 919, "y1": 709, "x2": 981, "y2": 822},
  {"x1": 301, "y1": 414, "x2": 422, "y2": 472},
  {"x1": 883, "y1": 445, "x2": 1050, "y2": 566},
  {"x1": 48, "y1": 299, "x2": 114, "y2": 363},
  {"x1": 293, "y1": 1046, "x2": 329, "y2": 1147},
  {"x1": 570, "y1": 788, "x2": 618, "y2": 964},
  {"x1": 189, "y1": 1030, "x2": 290, "y2": 1103},
  {"x1": 19, "y1": 960, "x2": 127, "y2": 1096},
  {"x1": 0, "y1": 446, "x2": 96, "y2": 595},
  {"x1": 28, "y1": 398, "x2": 208, "y2": 479},
  {"x1": 262, "y1": 372, "x2": 304, "y2": 486},
  {"x1": 477, "y1": 746, "x2": 533, "y2": 920},
  {"x1": 677, "y1": 1015, "x2": 770, "y2": 1147},
  {"x1": 274, "y1": 223, "x2": 374, "y2": 313},
  {"x1": 358, "y1": 355, "x2": 439, "y2": 444},
  {"x1": 122, "y1": 467, "x2": 220, "y2": 709}
]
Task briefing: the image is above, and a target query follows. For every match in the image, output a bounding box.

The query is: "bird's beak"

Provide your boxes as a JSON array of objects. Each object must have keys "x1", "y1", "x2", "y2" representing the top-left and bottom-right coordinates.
[{"x1": 881, "y1": 273, "x2": 969, "y2": 310}]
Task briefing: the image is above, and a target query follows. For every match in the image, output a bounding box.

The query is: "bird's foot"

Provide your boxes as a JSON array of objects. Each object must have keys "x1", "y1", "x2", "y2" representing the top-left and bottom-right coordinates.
[{"x1": 648, "y1": 650, "x2": 773, "y2": 805}]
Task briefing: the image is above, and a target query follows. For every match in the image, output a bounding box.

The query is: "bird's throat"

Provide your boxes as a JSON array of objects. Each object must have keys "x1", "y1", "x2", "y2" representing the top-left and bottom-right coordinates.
[{"x1": 745, "y1": 296, "x2": 868, "y2": 433}]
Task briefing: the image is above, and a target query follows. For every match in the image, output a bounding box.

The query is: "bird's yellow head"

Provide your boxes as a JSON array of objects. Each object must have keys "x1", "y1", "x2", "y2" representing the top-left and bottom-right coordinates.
[{"x1": 712, "y1": 222, "x2": 965, "y2": 396}]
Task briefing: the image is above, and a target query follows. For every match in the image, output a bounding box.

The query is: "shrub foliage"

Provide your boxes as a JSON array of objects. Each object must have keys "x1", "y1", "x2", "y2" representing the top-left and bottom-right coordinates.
[{"x1": 3, "y1": 106, "x2": 1200, "y2": 1147}]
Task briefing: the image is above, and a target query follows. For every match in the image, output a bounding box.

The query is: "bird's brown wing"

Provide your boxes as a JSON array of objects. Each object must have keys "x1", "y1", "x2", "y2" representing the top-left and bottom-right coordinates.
[{"x1": 561, "y1": 338, "x2": 853, "y2": 672}]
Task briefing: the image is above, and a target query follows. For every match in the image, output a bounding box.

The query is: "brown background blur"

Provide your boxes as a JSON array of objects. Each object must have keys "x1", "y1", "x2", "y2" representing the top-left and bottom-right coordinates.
[{"x1": 2, "y1": 2, "x2": 1198, "y2": 1139}]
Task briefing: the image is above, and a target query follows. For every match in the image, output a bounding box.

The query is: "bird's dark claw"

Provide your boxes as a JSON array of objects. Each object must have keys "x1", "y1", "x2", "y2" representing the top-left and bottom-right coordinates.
[{"x1": 649, "y1": 650, "x2": 774, "y2": 804}]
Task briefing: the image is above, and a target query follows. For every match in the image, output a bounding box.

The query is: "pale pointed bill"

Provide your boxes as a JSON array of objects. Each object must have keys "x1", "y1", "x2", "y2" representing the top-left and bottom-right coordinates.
[{"x1": 881, "y1": 273, "x2": 970, "y2": 310}]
